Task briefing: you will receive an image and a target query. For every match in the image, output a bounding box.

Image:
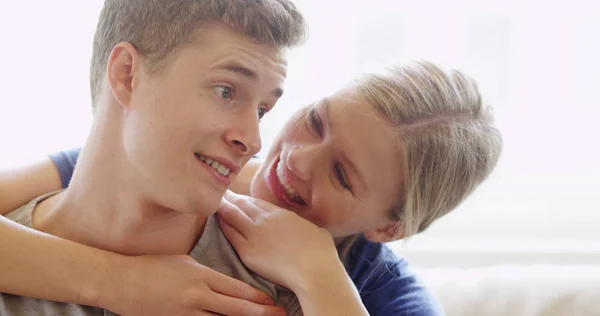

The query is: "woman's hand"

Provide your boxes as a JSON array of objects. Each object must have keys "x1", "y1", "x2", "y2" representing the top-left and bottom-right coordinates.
[
  {"x1": 99, "y1": 254, "x2": 286, "y2": 316},
  {"x1": 217, "y1": 191, "x2": 341, "y2": 293},
  {"x1": 218, "y1": 191, "x2": 369, "y2": 316}
]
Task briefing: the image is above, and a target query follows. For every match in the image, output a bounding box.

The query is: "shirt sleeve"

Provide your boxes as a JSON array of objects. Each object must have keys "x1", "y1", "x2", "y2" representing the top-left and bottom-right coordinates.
[
  {"x1": 49, "y1": 148, "x2": 82, "y2": 189},
  {"x1": 347, "y1": 238, "x2": 445, "y2": 316}
]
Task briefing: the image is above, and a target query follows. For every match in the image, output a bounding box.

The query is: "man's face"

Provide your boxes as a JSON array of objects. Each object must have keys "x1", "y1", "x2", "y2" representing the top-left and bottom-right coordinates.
[{"x1": 122, "y1": 22, "x2": 288, "y2": 216}]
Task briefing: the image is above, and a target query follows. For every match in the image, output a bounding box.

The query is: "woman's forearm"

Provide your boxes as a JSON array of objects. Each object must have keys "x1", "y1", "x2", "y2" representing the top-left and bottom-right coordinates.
[
  {"x1": 0, "y1": 215, "x2": 119, "y2": 307},
  {"x1": 0, "y1": 157, "x2": 63, "y2": 215},
  {"x1": 293, "y1": 260, "x2": 369, "y2": 316}
]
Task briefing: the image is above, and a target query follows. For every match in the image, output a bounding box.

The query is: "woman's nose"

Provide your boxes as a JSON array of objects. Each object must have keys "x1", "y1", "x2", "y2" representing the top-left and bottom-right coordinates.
[{"x1": 286, "y1": 144, "x2": 320, "y2": 182}]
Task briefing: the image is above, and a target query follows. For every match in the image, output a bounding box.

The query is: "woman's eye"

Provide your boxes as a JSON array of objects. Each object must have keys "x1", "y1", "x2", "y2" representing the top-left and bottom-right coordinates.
[
  {"x1": 258, "y1": 108, "x2": 268, "y2": 121},
  {"x1": 213, "y1": 86, "x2": 233, "y2": 100},
  {"x1": 334, "y1": 162, "x2": 352, "y2": 191},
  {"x1": 308, "y1": 108, "x2": 323, "y2": 136}
]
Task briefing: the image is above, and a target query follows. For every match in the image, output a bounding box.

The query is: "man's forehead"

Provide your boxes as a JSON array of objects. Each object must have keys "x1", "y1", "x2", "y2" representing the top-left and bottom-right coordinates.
[
  {"x1": 206, "y1": 45, "x2": 288, "y2": 82},
  {"x1": 193, "y1": 22, "x2": 289, "y2": 71}
]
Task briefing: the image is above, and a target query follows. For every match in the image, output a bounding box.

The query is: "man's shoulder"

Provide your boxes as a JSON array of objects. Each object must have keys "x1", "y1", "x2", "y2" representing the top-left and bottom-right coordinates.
[{"x1": 189, "y1": 215, "x2": 302, "y2": 314}]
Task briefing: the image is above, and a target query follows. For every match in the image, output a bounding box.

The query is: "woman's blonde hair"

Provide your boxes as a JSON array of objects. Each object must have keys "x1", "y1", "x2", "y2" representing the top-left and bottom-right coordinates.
[{"x1": 355, "y1": 60, "x2": 503, "y2": 240}]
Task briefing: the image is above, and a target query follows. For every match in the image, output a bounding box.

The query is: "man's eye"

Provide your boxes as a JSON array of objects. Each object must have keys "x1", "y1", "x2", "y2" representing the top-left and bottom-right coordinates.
[
  {"x1": 258, "y1": 108, "x2": 268, "y2": 121},
  {"x1": 213, "y1": 86, "x2": 233, "y2": 100}
]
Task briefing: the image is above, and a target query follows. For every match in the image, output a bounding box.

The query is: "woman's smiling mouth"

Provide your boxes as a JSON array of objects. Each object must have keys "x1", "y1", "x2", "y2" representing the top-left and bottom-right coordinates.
[{"x1": 267, "y1": 157, "x2": 306, "y2": 207}]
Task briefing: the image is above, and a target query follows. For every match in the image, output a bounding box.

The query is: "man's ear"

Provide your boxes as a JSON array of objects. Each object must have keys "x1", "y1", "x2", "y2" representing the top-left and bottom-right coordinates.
[
  {"x1": 363, "y1": 222, "x2": 404, "y2": 243},
  {"x1": 106, "y1": 42, "x2": 140, "y2": 109}
]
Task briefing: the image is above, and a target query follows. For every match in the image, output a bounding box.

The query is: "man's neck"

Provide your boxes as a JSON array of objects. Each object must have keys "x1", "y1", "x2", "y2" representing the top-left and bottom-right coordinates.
[{"x1": 33, "y1": 105, "x2": 207, "y2": 256}]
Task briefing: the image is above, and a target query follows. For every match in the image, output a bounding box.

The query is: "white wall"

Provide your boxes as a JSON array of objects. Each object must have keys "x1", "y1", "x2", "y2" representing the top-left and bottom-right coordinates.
[{"x1": 1, "y1": 0, "x2": 599, "y2": 267}]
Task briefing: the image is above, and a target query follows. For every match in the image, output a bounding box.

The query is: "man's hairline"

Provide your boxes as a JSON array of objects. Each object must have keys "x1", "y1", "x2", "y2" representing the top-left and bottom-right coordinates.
[{"x1": 92, "y1": 21, "x2": 291, "y2": 110}]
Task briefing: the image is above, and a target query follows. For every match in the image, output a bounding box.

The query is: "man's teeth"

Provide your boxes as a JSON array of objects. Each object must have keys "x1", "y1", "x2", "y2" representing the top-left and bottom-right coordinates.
[
  {"x1": 276, "y1": 161, "x2": 302, "y2": 203},
  {"x1": 197, "y1": 155, "x2": 230, "y2": 176}
]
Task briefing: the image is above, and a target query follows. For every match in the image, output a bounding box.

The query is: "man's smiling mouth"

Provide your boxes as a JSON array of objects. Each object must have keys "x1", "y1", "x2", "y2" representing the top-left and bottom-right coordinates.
[{"x1": 195, "y1": 154, "x2": 231, "y2": 176}]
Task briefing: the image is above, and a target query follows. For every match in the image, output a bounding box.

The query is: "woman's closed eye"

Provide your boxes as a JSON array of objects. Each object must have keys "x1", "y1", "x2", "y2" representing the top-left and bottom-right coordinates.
[
  {"x1": 308, "y1": 107, "x2": 323, "y2": 136},
  {"x1": 334, "y1": 162, "x2": 352, "y2": 191},
  {"x1": 308, "y1": 107, "x2": 353, "y2": 192}
]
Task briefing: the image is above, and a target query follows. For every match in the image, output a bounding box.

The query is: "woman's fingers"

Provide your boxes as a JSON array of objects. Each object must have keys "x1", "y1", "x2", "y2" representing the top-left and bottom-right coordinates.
[
  {"x1": 223, "y1": 190, "x2": 267, "y2": 218},
  {"x1": 217, "y1": 197, "x2": 255, "y2": 234},
  {"x1": 204, "y1": 293, "x2": 286, "y2": 316},
  {"x1": 206, "y1": 269, "x2": 286, "y2": 316},
  {"x1": 251, "y1": 197, "x2": 283, "y2": 213},
  {"x1": 218, "y1": 217, "x2": 247, "y2": 251}
]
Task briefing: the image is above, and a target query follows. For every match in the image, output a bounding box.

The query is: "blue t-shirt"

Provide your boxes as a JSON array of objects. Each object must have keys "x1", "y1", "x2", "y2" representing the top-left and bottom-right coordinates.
[{"x1": 50, "y1": 148, "x2": 444, "y2": 316}]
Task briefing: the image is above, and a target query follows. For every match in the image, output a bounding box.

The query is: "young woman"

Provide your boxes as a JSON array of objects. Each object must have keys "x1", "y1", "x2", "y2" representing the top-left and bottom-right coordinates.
[{"x1": 0, "y1": 61, "x2": 502, "y2": 315}]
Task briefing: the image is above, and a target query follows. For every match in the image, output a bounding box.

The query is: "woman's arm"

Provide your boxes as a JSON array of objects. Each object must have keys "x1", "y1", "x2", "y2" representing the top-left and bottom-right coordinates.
[
  {"x1": 0, "y1": 214, "x2": 116, "y2": 304},
  {"x1": 292, "y1": 261, "x2": 369, "y2": 316},
  {"x1": 0, "y1": 216, "x2": 283, "y2": 315},
  {"x1": 0, "y1": 157, "x2": 62, "y2": 214}
]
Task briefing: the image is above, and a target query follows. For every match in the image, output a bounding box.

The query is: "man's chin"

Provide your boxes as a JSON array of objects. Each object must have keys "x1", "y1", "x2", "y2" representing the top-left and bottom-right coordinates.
[{"x1": 182, "y1": 190, "x2": 224, "y2": 217}]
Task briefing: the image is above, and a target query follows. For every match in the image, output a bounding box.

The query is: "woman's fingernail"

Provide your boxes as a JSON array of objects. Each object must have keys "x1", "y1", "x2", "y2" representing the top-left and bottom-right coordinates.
[{"x1": 264, "y1": 298, "x2": 274, "y2": 305}]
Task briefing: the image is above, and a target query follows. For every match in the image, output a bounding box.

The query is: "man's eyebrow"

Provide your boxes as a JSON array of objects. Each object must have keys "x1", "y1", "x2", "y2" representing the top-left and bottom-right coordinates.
[
  {"x1": 217, "y1": 63, "x2": 283, "y2": 98},
  {"x1": 322, "y1": 99, "x2": 367, "y2": 190}
]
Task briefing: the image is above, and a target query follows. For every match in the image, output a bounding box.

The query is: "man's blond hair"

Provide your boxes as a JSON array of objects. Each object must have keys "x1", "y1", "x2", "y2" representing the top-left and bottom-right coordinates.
[{"x1": 90, "y1": 0, "x2": 307, "y2": 110}]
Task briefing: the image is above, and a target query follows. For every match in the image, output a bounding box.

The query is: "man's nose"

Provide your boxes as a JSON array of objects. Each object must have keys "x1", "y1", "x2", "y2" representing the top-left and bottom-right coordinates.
[{"x1": 225, "y1": 111, "x2": 262, "y2": 157}]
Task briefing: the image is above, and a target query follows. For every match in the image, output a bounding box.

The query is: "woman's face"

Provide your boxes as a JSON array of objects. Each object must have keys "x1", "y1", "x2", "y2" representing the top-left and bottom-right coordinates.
[{"x1": 251, "y1": 87, "x2": 404, "y2": 239}]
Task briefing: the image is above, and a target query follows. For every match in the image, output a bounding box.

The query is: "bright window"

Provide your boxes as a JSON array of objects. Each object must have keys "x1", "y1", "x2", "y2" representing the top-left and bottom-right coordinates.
[{"x1": 1, "y1": 0, "x2": 598, "y2": 266}]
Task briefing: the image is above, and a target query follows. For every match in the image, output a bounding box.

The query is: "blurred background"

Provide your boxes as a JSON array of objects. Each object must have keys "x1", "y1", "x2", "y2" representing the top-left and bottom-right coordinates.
[{"x1": 1, "y1": 1, "x2": 599, "y2": 315}]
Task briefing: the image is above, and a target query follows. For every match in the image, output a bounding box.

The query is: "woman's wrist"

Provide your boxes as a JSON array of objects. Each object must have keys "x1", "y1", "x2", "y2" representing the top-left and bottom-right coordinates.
[
  {"x1": 79, "y1": 249, "x2": 127, "y2": 310},
  {"x1": 292, "y1": 254, "x2": 348, "y2": 298},
  {"x1": 292, "y1": 257, "x2": 368, "y2": 316}
]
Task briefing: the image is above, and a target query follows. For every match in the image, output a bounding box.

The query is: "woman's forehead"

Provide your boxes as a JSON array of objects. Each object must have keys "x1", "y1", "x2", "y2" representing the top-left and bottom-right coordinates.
[{"x1": 325, "y1": 92, "x2": 403, "y2": 203}]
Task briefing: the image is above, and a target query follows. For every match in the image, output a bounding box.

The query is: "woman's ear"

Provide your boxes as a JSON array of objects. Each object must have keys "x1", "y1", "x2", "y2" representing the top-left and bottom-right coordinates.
[{"x1": 363, "y1": 222, "x2": 404, "y2": 243}]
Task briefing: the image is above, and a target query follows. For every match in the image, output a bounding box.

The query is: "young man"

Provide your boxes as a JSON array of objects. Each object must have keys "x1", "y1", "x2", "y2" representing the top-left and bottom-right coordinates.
[{"x1": 0, "y1": 0, "x2": 306, "y2": 315}]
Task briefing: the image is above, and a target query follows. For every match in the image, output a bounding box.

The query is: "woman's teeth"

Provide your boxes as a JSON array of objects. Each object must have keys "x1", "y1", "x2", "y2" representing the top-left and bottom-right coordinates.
[
  {"x1": 197, "y1": 155, "x2": 230, "y2": 176},
  {"x1": 276, "y1": 160, "x2": 304, "y2": 204}
]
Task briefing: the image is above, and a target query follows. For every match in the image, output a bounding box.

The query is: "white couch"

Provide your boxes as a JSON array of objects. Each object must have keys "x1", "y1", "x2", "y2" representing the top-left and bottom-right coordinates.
[{"x1": 415, "y1": 265, "x2": 600, "y2": 316}]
